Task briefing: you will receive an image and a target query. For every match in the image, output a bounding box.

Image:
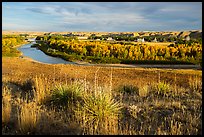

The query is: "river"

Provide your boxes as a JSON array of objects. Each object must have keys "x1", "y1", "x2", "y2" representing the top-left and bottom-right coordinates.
[{"x1": 18, "y1": 40, "x2": 76, "y2": 64}]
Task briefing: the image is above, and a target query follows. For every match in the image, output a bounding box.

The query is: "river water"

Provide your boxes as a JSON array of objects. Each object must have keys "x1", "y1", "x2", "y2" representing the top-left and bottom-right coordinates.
[{"x1": 18, "y1": 41, "x2": 76, "y2": 64}]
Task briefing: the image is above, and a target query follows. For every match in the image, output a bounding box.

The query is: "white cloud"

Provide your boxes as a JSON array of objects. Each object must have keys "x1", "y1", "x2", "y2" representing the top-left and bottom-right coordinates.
[{"x1": 3, "y1": 2, "x2": 202, "y2": 31}]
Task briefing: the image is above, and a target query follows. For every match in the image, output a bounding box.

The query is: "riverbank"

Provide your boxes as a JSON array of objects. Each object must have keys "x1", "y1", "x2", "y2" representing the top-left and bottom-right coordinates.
[
  {"x1": 2, "y1": 38, "x2": 29, "y2": 57},
  {"x1": 14, "y1": 41, "x2": 30, "y2": 49},
  {"x1": 2, "y1": 56, "x2": 202, "y2": 85},
  {"x1": 16, "y1": 54, "x2": 202, "y2": 70}
]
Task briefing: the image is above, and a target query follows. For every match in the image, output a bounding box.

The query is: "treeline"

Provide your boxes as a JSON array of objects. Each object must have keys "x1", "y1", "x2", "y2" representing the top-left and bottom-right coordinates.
[
  {"x1": 2, "y1": 35, "x2": 26, "y2": 57},
  {"x1": 88, "y1": 34, "x2": 202, "y2": 43},
  {"x1": 35, "y1": 36, "x2": 202, "y2": 65}
]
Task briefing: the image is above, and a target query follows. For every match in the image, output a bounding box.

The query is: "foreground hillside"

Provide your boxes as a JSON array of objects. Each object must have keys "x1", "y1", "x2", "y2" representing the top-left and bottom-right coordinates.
[{"x1": 2, "y1": 57, "x2": 202, "y2": 135}]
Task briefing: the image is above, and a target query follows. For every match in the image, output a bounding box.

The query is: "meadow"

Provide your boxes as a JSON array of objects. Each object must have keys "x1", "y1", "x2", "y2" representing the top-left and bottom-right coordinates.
[{"x1": 2, "y1": 57, "x2": 202, "y2": 135}]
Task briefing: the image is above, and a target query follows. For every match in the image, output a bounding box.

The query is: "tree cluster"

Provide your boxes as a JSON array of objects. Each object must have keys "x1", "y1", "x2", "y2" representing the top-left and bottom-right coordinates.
[
  {"x1": 2, "y1": 35, "x2": 25, "y2": 56},
  {"x1": 36, "y1": 35, "x2": 202, "y2": 65}
]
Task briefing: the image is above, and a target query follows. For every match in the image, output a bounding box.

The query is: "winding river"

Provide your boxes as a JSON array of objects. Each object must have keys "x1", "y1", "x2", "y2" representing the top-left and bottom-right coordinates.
[{"x1": 18, "y1": 40, "x2": 76, "y2": 64}]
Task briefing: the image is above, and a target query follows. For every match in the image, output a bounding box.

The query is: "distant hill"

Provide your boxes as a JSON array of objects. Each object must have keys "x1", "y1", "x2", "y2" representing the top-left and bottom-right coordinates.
[
  {"x1": 138, "y1": 30, "x2": 202, "y2": 39},
  {"x1": 2, "y1": 31, "x2": 47, "y2": 35},
  {"x1": 2, "y1": 30, "x2": 202, "y2": 39},
  {"x1": 189, "y1": 31, "x2": 202, "y2": 39}
]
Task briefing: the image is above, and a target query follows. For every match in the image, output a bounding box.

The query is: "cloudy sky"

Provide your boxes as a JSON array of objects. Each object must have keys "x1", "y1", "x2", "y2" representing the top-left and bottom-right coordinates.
[{"x1": 2, "y1": 2, "x2": 202, "y2": 32}]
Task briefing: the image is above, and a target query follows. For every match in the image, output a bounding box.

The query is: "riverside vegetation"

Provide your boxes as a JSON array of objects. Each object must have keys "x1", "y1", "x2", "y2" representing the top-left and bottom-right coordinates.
[
  {"x1": 2, "y1": 34, "x2": 202, "y2": 135},
  {"x1": 2, "y1": 35, "x2": 28, "y2": 57},
  {"x1": 35, "y1": 35, "x2": 202, "y2": 66}
]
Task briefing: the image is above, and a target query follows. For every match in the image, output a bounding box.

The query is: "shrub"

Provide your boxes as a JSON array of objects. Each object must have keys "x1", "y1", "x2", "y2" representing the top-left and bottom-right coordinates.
[
  {"x1": 118, "y1": 85, "x2": 139, "y2": 95},
  {"x1": 51, "y1": 81, "x2": 84, "y2": 107},
  {"x1": 75, "y1": 89, "x2": 122, "y2": 134},
  {"x1": 150, "y1": 82, "x2": 171, "y2": 97}
]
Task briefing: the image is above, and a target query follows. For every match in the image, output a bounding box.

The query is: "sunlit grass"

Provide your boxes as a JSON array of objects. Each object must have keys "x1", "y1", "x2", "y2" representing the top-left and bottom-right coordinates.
[
  {"x1": 17, "y1": 101, "x2": 40, "y2": 134},
  {"x1": 75, "y1": 87, "x2": 122, "y2": 134},
  {"x1": 51, "y1": 81, "x2": 84, "y2": 107},
  {"x1": 33, "y1": 75, "x2": 52, "y2": 105},
  {"x1": 2, "y1": 57, "x2": 202, "y2": 135},
  {"x1": 2, "y1": 86, "x2": 12, "y2": 126}
]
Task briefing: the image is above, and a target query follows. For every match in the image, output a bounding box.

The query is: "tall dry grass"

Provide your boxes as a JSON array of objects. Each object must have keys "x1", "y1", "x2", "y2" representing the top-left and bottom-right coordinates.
[
  {"x1": 17, "y1": 101, "x2": 40, "y2": 134},
  {"x1": 33, "y1": 75, "x2": 51, "y2": 104},
  {"x1": 2, "y1": 67, "x2": 202, "y2": 135},
  {"x1": 74, "y1": 87, "x2": 122, "y2": 135},
  {"x1": 188, "y1": 75, "x2": 202, "y2": 93},
  {"x1": 2, "y1": 86, "x2": 12, "y2": 126}
]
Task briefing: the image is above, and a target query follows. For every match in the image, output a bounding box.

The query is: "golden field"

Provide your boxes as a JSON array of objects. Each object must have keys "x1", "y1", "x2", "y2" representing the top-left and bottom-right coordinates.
[{"x1": 2, "y1": 57, "x2": 202, "y2": 135}]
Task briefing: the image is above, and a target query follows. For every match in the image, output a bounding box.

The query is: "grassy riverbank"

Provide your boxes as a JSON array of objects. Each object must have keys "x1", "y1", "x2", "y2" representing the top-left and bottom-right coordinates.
[{"x1": 2, "y1": 57, "x2": 202, "y2": 135}]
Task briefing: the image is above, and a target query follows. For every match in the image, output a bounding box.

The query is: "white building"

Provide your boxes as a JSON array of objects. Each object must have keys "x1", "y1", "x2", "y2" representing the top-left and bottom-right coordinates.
[
  {"x1": 185, "y1": 36, "x2": 190, "y2": 41},
  {"x1": 107, "y1": 37, "x2": 113, "y2": 41},
  {"x1": 137, "y1": 38, "x2": 145, "y2": 43},
  {"x1": 153, "y1": 37, "x2": 157, "y2": 42}
]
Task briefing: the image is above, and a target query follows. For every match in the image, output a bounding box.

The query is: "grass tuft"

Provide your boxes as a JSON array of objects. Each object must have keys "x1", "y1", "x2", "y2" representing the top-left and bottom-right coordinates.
[
  {"x1": 51, "y1": 81, "x2": 84, "y2": 107},
  {"x1": 2, "y1": 86, "x2": 12, "y2": 126},
  {"x1": 17, "y1": 101, "x2": 40, "y2": 135},
  {"x1": 118, "y1": 85, "x2": 139, "y2": 95},
  {"x1": 33, "y1": 76, "x2": 51, "y2": 104},
  {"x1": 75, "y1": 88, "x2": 122, "y2": 134}
]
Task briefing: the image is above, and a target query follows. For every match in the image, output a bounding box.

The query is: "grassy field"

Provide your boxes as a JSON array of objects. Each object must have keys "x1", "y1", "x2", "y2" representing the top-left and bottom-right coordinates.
[{"x1": 2, "y1": 56, "x2": 202, "y2": 135}]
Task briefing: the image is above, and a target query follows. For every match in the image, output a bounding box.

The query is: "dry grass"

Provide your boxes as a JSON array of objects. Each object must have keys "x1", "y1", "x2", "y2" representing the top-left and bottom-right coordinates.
[
  {"x1": 17, "y1": 101, "x2": 40, "y2": 134},
  {"x1": 2, "y1": 86, "x2": 12, "y2": 126},
  {"x1": 188, "y1": 75, "x2": 202, "y2": 93},
  {"x1": 33, "y1": 75, "x2": 52, "y2": 104},
  {"x1": 138, "y1": 85, "x2": 149, "y2": 97},
  {"x1": 74, "y1": 87, "x2": 121, "y2": 135},
  {"x1": 2, "y1": 57, "x2": 202, "y2": 135}
]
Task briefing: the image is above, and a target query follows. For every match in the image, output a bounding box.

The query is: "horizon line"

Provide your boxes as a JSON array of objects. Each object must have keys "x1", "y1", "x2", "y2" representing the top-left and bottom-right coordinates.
[{"x1": 2, "y1": 29, "x2": 202, "y2": 33}]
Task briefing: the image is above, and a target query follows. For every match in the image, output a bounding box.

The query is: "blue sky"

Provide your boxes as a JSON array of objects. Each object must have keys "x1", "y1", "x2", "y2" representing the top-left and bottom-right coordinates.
[{"x1": 2, "y1": 2, "x2": 202, "y2": 32}]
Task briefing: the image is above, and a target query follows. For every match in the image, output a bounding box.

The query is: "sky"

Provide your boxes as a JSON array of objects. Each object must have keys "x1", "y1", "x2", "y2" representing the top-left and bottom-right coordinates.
[{"x1": 2, "y1": 2, "x2": 202, "y2": 32}]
